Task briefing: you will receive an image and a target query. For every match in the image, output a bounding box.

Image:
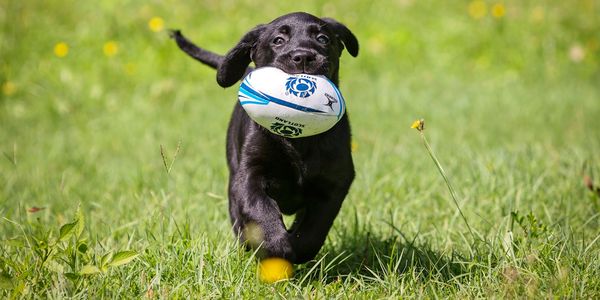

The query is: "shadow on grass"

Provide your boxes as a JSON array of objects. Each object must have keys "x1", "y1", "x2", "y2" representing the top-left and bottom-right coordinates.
[{"x1": 295, "y1": 227, "x2": 470, "y2": 283}]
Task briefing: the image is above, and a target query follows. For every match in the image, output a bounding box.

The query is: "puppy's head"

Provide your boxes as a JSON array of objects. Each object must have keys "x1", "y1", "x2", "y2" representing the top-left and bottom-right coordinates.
[{"x1": 217, "y1": 12, "x2": 359, "y2": 88}]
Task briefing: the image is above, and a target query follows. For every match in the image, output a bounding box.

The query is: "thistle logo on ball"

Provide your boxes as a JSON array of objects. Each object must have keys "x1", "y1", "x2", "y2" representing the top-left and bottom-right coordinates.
[
  {"x1": 270, "y1": 122, "x2": 303, "y2": 137},
  {"x1": 285, "y1": 77, "x2": 316, "y2": 98}
]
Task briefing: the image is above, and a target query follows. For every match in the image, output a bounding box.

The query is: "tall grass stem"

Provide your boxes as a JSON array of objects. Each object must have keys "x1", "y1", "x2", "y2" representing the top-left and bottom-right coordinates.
[{"x1": 415, "y1": 123, "x2": 475, "y2": 239}]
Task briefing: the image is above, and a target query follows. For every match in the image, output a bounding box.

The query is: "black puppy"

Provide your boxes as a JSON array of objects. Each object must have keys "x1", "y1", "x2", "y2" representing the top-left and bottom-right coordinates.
[{"x1": 172, "y1": 12, "x2": 359, "y2": 264}]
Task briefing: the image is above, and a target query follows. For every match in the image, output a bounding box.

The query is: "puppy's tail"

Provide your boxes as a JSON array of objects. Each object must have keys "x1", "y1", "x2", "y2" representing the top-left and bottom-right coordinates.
[{"x1": 169, "y1": 30, "x2": 223, "y2": 70}]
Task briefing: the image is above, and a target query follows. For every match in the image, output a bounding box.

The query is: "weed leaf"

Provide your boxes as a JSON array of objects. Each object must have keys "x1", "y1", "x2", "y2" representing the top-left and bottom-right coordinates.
[
  {"x1": 4, "y1": 238, "x2": 26, "y2": 248},
  {"x1": 502, "y1": 231, "x2": 515, "y2": 259},
  {"x1": 0, "y1": 272, "x2": 14, "y2": 289},
  {"x1": 108, "y1": 251, "x2": 139, "y2": 267},
  {"x1": 80, "y1": 265, "x2": 101, "y2": 275},
  {"x1": 77, "y1": 242, "x2": 88, "y2": 254},
  {"x1": 44, "y1": 260, "x2": 65, "y2": 273},
  {"x1": 59, "y1": 220, "x2": 79, "y2": 241},
  {"x1": 64, "y1": 273, "x2": 80, "y2": 282},
  {"x1": 75, "y1": 206, "x2": 85, "y2": 237},
  {"x1": 100, "y1": 251, "x2": 113, "y2": 268}
]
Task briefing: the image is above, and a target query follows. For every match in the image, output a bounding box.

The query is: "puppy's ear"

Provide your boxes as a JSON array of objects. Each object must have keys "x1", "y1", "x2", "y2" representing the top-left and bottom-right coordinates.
[
  {"x1": 323, "y1": 18, "x2": 359, "y2": 57},
  {"x1": 217, "y1": 25, "x2": 265, "y2": 87}
]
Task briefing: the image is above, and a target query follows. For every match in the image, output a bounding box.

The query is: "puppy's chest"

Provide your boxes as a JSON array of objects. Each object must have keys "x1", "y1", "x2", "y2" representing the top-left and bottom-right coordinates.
[
  {"x1": 265, "y1": 154, "x2": 331, "y2": 214},
  {"x1": 286, "y1": 142, "x2": 335, "y2": 179},
  {"x1": 268, "y1": 144, "x2": 334, "y2": 184},
  {"x1": 265, "y1": 144, "x2": 341, "y2": 213}
]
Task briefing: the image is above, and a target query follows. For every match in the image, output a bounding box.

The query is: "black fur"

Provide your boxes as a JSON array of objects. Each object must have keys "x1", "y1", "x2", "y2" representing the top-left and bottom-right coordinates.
[{"x1": 172, "y1": 12, "x2": 359, "y2": 264}]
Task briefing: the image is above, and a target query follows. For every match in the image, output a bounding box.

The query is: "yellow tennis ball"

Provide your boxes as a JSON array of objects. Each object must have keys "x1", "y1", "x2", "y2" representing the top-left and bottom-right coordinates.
[{"x1": 258, "y1": 258, "x2": 293, "y2": 283}]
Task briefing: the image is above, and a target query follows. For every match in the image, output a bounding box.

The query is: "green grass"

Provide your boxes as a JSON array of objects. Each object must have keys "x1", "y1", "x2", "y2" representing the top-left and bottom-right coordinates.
[{"x1": 1, "y1": 0, "x2": 599, "y2": 298}]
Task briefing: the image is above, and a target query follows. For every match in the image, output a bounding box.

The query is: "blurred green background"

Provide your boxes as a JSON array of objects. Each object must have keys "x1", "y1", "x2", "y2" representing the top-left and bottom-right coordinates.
[{"x1": 1, "y1": 0, "x2": 599, "y2": 297}]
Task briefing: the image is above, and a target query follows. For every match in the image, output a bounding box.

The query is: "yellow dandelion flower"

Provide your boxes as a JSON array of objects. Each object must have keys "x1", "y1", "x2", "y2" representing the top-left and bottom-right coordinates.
[
  {"x1": 2, "y1": 81, "x2": 17, "y2": 96},
  {"x1": 54, "y1": 42, "x2": 69, "y2": 58},
  {"x1": 148, "y1": 17, "x2": 165, "y2": 32},
  {"x1": 351, "y1": 141, "x2": 358, "y2": 152},
  {"x1": 124, "y1": 62, "x2": 137, "y2": 75},
  {"x1": 258, "y1": 258, "x2": 293, "y2": 283},
  {"x1": 468, "y1": 0, "x2": 487, "y2": 20},
  {"x1": 411, "y1": 119, "x2": 424, "y2": 131},
  {"x1": 491, "y1": 3, "x2": 506, "y2": 19},
  {"x1": 103, "y1": 41, "x2": 118, "y2": 57},
  {"x1": 530, "y1": 6, "x2": 544, "y2": 23}
]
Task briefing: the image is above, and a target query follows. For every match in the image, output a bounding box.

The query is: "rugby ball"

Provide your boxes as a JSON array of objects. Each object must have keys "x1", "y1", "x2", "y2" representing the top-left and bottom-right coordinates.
[{"x1": 238, "y1": 67, "x2": 345, "y2": 138}]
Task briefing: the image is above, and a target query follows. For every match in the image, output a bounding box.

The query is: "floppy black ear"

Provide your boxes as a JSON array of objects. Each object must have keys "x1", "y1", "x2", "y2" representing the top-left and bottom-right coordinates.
[
  {"x1": 322, "y1": 18, "x2": 359, "y2": 57},
  {"x1": 217, "y1": 25, "x2": 266, "y2": 87}
]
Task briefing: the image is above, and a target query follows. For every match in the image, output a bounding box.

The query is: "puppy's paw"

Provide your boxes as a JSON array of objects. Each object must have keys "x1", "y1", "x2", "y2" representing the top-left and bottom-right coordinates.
[{"x1": 264, "y1": 236, "x2": 296, "y2": 263}]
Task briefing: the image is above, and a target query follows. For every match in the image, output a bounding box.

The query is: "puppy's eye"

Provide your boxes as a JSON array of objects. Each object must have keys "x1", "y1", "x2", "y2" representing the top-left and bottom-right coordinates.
[
  {"x1": 316, "y1": 35, "x2": 329, "y2": 44},
  {"x1": 272, "y1": 37, "x2": 285, "y2": 45}
]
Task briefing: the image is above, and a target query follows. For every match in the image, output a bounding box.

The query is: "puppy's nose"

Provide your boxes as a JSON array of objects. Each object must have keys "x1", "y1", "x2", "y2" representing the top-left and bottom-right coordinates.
[{"x1": 290, "y1": 50, "x2": 316, "y2": 65}]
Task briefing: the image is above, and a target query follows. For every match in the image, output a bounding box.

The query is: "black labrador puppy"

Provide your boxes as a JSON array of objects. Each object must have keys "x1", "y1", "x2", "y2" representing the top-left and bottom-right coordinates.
[{"x1": 171, "y1": 12, "x2": 359, "y2": 264}]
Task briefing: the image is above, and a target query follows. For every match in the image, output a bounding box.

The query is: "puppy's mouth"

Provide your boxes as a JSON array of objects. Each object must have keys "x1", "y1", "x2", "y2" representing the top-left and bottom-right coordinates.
[
  {"x1": 274, "y1": 63, "x2": 330, "y2": 77},
  {"x1": 271, "y1": 55, "x2": 330, "y2": 77}
]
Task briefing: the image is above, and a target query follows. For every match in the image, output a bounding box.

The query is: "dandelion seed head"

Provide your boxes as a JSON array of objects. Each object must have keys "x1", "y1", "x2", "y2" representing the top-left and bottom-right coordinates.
[{"x1": 569, "y1": 44, "x2": 585, "y2": 63}]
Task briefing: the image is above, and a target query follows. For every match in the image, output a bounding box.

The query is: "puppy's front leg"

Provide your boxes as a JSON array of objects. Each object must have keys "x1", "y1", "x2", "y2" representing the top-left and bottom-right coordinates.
[
  {"x1": 288, "y1": 197, "x2": 344, "y2": 264},
  {"x1": 229, "y1": 171, "x2": 295, "y2": 262}
]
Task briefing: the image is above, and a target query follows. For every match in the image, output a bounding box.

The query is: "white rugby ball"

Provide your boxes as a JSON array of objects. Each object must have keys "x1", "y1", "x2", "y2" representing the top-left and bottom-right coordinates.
[{"x1": 238, "y1": 67, "x2": 345, "y2": 138}]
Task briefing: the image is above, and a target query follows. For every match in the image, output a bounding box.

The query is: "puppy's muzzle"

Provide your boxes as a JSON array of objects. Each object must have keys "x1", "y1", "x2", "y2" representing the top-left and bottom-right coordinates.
[
  {"x1": 285, "y1": 50, "x2": 325, "y2": 74},
  {"x1": 290, "y1": 50, "x2": 316, "y2": 66}
]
